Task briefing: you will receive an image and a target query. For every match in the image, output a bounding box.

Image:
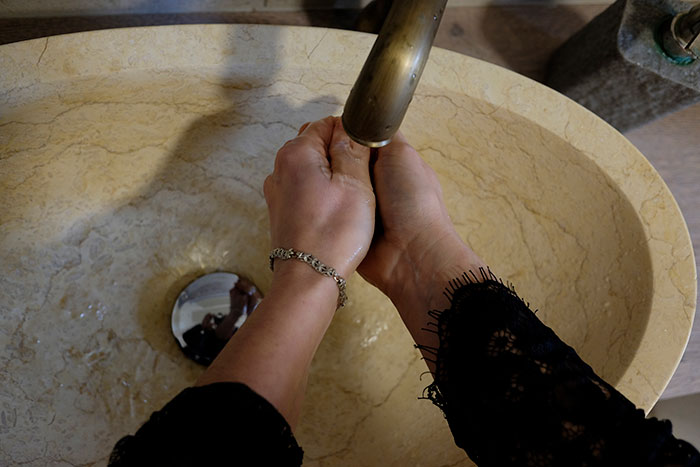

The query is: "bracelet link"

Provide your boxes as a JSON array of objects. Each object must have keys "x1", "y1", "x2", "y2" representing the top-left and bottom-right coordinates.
[{"x1": 269, "y1": 247, "x2": 348, "y2": 309}]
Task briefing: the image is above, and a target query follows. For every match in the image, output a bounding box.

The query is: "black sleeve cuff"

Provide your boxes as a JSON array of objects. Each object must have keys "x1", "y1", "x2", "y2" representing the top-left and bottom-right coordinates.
[{"x1": 109, "y1": 382, "x2": 303, "y2": 466}]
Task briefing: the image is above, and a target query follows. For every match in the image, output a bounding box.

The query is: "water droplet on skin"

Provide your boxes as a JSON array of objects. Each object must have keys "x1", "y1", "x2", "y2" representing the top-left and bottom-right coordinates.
[{"x1": 79, "y1": 312, "x2": 86, "y2": 319}]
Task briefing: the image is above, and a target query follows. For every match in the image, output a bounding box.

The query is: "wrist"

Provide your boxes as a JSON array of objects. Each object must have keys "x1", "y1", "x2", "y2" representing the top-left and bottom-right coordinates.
[
  {"x1": 269, "y1": 259, "x2": 342, "y2": 311},
  {"x1": 387, "y1": 232, "x2": 486, "y2": 312}
]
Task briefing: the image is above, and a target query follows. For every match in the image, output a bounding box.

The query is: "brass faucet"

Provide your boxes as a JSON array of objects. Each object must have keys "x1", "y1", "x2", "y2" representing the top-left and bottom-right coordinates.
[{"x1": 342, "y1": 0, "x2": 448, "y2": 148}]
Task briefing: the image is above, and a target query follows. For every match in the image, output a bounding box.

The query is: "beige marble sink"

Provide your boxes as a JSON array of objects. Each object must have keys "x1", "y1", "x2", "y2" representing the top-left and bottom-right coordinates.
[{"x1": 0, "y1": 24, "x2": 696, "y2": 466}]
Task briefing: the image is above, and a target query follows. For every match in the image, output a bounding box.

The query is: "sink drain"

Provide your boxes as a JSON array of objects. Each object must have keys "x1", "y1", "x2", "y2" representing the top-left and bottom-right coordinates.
[{"x1": 171, "y1": 272, "x2": 262, "y2": 365}]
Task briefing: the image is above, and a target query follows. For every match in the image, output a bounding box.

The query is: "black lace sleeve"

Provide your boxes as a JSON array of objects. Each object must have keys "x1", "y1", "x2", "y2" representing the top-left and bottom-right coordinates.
[
  {"x1": 108, "y1": 382, "x2": 303, "y2": 466},
  {"x1": 421, "y1": 270, "x2": 700, "y2": 467}
]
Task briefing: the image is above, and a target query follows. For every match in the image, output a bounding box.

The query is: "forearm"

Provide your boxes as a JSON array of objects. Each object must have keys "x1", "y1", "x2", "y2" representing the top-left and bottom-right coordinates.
[
  {"x1": 384, "y1": 233, "x2": 486, "y2": 373},
  {"x1": 422, "y1": 277, "x2": 700, "y2": 466},
  {"x1": 381, "y1": 232, "x2": 698, "y2": 465},
  {"x1": 196, "y1": 261, "x2": 338, "y2": 428}
]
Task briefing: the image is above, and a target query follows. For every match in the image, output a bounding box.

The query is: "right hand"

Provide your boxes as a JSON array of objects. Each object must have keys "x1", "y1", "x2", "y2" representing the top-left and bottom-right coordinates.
[
  {"x1": 358, "y1": 131, "x2": 485, "y2": 309},
  {"x1": 263, "y1": 116, "x2": 375, "y2": 282}
]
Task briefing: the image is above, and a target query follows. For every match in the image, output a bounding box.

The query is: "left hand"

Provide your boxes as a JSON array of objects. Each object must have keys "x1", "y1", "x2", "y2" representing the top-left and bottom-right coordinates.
[{"x1": 264, "y1": 116, "x2": 375, "y2": 279}]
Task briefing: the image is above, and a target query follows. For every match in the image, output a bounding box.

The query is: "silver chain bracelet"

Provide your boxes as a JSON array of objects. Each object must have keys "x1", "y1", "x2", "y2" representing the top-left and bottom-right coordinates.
[{"x1": 269, "y1": 247, "x2": 348, "y2": 309}]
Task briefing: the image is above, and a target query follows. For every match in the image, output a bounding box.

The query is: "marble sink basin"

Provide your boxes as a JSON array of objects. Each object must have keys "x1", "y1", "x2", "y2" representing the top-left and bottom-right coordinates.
[{"x1": 0, "y1": 25, "x2": 696, "y2": 466}]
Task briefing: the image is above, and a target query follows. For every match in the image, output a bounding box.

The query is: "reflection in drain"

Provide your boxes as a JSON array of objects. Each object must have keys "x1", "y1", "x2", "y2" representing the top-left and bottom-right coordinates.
[{"x1": 171, "y1": 272, "x2": 263, "y2": 365}]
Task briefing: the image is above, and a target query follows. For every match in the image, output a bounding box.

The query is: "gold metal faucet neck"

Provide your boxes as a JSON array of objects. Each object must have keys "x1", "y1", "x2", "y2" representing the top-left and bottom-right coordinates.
[{"x1": 342, "y1": 0, "x2": 448, "y2": 148}]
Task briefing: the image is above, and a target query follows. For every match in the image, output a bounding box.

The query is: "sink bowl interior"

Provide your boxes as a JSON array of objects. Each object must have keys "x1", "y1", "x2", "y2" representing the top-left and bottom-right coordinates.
[{"x1": 0, "y1": 25, "x2": 695, "y2": 466}]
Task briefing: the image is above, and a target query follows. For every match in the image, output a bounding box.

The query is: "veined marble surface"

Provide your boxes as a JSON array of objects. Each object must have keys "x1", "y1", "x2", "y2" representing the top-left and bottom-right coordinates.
[{"x1": 0, "y1": 24, "x2": 695, "y2": 466}]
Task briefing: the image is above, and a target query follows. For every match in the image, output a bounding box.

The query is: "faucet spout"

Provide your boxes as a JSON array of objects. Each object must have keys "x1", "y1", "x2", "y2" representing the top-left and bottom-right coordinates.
[{"x1": 342, "y1": 0, "x2": 448, "y2": 148}]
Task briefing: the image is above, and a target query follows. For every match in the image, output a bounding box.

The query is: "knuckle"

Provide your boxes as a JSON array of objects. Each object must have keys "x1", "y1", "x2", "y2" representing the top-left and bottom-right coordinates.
[
  {"x1": 275, "y1": 142, "x2": 300, "y2": 169},
  {"x1": 331, "y1": 140, "x2": 351, "y2": 159},
  {"x1": 297, "y1": 121, "x2": 311, "y2": 135},
  {"x1": 277, "y1": 138, "x2": 297, "y2": 154},
  {"x1": 332, "y1": 140, "x2": 369, "y2": 167}
]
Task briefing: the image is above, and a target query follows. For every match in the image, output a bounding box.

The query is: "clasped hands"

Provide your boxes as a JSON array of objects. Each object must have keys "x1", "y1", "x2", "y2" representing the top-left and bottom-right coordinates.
[
  {"x1": 264, "y1": 116, "x2": 484, "y2": 313},
  {"x1": 197, "y1": 115, "x2": 485, "y2": 424}
]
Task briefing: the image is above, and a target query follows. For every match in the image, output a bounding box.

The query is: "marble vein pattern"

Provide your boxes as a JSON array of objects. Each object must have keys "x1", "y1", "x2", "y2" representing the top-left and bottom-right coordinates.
[{"x1": 0, "y1": 24, "x2": 695, "y2": 466}]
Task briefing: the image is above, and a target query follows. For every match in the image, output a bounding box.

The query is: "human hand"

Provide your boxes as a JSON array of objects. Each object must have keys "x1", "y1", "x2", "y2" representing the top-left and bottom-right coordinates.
[
  {"x1": 358, "y1": 131, "x2": 485, "y2": 309},
  {"x1": 198, "y1": 118, "x2": 374, "y2": 418},
  {"x1": 264, "y1": 116, "x2": 375, "y2": 280}
]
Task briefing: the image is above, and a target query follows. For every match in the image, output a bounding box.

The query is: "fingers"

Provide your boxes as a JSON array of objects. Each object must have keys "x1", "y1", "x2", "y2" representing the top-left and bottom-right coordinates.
[
  {"x1": 272, "y1": 116, "x2": 372, "y2": 188},
  {"x1": 294, "y1": 116, "x2": 334, "y2": 156},
  {"x1": 328, "y1": 118, "x2": 372, "y2": 186},
  {"x1": 375, "y1": 129, "x2": 429, "y2": 177},
  {"x1": 274, "y1": 117, "x2": 335, "y2": 174},
  {"x1": 372, "y1": 130, "x2": 445, "y2": 207},
  {"x1": 377, "y1": 129, "x2": 414, "y2": 160}
]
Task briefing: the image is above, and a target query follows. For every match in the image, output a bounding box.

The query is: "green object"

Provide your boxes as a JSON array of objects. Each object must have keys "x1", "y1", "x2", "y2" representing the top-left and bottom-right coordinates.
[{"x1": 654, "y1": 17, "x2": 696, "y2": 65}]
